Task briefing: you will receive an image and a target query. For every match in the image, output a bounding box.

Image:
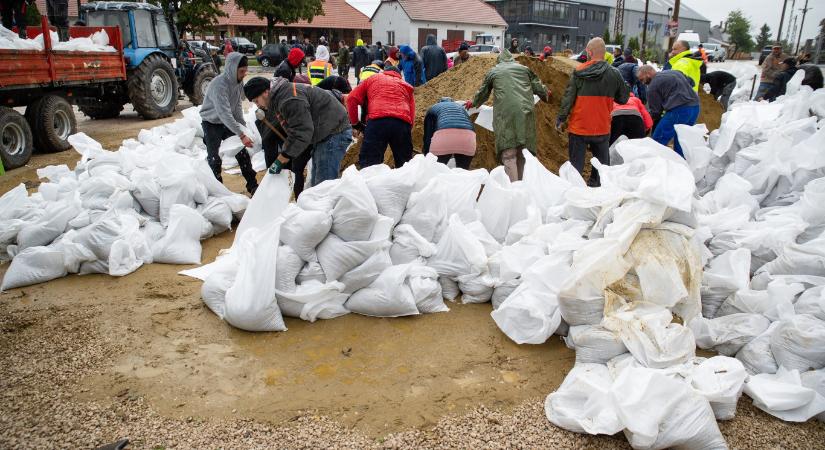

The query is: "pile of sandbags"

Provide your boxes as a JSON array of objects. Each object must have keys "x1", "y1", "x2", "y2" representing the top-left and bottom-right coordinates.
[
  {"x1": 0, "y1": 25, "x2": 116, "y2": 52},
  {"x1": 0, "y1": 106, "x2": 255, "y2": 291}
]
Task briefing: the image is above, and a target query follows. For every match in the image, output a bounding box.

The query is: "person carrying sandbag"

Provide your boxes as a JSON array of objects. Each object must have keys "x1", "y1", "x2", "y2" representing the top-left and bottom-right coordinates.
[{"x1": 465, "y1": 49, "x2": 550, "y2": 182}]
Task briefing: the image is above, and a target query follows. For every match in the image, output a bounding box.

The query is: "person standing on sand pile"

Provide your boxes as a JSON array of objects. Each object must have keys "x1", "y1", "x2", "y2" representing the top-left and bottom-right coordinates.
[
  {"x1": 423, "y1": 97, "x2": 477, "y2": 169},
  {"x1": 466, "y1": 49, "x2": 550, "y2": 182},
  {"x1": 199, "y1": 53, "x2": 259, "y2": 195},
  {"x1": 347, "y1": 68, "x2": 415, "y2": 169},
  {"x1": 556, "y1": 38, "x2": 629, "y2": 187},
  {"x1": 700, "y1": 70, "x2": 737, "y2": 110},
  {"x1": 421, "y1": 34, "x2": 448, "y2": 81},
  {"x1": 453, "y1": 43, "x2": 471, "y2": 66},
  {"x1": 244, "y1": 76, "x2": 353, "y2": 197},
  {"x1": 637, "y1": 65, "x2": 700, "y2": 158}
]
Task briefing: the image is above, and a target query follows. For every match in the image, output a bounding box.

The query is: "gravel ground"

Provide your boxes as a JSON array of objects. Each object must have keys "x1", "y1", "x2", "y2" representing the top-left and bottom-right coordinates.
[{"x1": 2, "y1": 301, "x2": 824, "y2": 449}]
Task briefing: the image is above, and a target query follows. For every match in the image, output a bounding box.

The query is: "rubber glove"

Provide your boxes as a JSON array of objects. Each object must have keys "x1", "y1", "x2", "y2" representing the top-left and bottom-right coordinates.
[{"x1": 268, "y1": 159, "x2": 283, "y2": 175}]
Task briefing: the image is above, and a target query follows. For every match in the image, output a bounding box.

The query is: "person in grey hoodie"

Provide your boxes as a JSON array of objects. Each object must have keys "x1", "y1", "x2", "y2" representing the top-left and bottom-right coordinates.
[{"x1": 199, "y1": 52, "x2": 258, "y2": 195}]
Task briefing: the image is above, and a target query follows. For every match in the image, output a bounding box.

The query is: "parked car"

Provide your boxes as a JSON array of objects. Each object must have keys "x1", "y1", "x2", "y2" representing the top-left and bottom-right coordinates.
[
  {"x1": 676, "y1": 31, "x2": 701, "y2": 53},
  {"x1": 568, "y1": 44, "x2": 622, "y2": 61},
  {"x1": 229, "y1": 37, "x2": 257, "y2": 55},
  {"x1": 189, "y1": 40, "x2": 221, "y2": 53},
  {"x1": 758, "y1": 46, "x2": 773, "y2": 65},
  {"x1": 701, "y1": 43, "x2": 725, "y2": 62},
  {"x1": 256, "y1": 43, "x2": 286, "y2": 67},
  {"x1": 446, "y1": 44, "x2": 500, "y2": 60}
]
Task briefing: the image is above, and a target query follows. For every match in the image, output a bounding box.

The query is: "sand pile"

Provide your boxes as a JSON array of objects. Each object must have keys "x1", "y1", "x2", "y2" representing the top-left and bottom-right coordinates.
[{"x1": 341, "y1": 54, "x2": 723, "y2": 173}]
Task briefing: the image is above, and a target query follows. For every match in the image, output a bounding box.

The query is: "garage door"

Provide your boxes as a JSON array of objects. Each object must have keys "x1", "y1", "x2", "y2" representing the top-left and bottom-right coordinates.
[{"x1": 418, "y1": 28, "x2": 437, "y2": 50}]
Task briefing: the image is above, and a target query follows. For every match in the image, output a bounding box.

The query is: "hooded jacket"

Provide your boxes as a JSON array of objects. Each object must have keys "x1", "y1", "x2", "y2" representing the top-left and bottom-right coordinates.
[
  {"x1": 347, "y1": 71, "x2": 414, "y2": 126},
  {"x1": 668, "y1": 50, "x2": 704, "y2": 92},
  {"x1": 399, "y1": 45, "x2": 426, "y2": 86},
  {"x1": 559, "y1": 60, "x2": 629, "y2": 136},
  {"x1": 275, "y1": 48, "x2": 304, "y2": 81},
  {"x1": 352, "y1": 39, "x2": 371, "y2": 71},
  {"x1": 200, "y1": 52, "x2": 247, "y2": 136},
  {"x1": 264, "y1": 78, "x2": 350, "y2": 159},
  {"x1": 385, "y1": 46, "x2": 400, "y2": 67},
  {"x1": 470, "y1": 50, "x2": 548, "y2": 156},
  {"x1": 420, "y1": 34, "x2": 448, "y2": 81}
]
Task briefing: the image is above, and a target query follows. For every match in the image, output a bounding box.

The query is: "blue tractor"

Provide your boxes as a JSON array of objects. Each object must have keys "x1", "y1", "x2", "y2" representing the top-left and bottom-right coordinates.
[{"x1": 78, "y1": 2, "x2": 217, "y2": 119}]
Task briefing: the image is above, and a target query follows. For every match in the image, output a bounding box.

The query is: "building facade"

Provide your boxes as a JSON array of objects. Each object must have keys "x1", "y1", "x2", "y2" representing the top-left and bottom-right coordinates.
[{"x1": 370, "y1": 0, "x2": 508, "y2": 52}]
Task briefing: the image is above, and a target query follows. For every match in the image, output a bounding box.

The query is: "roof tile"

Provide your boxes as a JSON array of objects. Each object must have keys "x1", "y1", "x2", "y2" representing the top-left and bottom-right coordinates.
[
  {"x1": 218, "y1": 0, "x2": 371, "y2": 29},
  {"x1": 379, "y1": 0, "x2": 507, "y2": 27}
]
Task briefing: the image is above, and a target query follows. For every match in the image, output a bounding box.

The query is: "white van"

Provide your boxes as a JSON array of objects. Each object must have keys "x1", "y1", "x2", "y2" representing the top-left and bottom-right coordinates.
[{"x1": 676, "y1": 31, "x2": 701, "y2": 53}]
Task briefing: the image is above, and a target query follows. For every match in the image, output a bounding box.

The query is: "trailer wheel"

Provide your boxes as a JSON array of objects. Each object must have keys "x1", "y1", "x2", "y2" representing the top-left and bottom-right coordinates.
[
  {"x1": 26, "y1": 95, "x2": 76, "y2": 154},
  {"x1": 78, "y1": 99, "x2": 124, "y2": 120},
  {"x1": 128, "y1": 54, "x2": 178, "y2": 120},
  {"x1": 0, "y1": 107, "x2": 33, "y2": 170},
  {"x1": 187, "y1": 66, "x2": 217, "y2": 106}
]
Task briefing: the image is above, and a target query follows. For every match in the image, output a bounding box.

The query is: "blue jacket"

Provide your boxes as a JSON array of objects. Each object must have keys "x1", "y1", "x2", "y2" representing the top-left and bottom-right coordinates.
[
  {"x1": 399, "y1": 45, "x2": 426, "y2": 86},
  {"x1": 617, "y1": 62, "x2": 647, "y2": 103},
  {"x1": 422, "y1": 100, "x2": 473, "y2": 154}
]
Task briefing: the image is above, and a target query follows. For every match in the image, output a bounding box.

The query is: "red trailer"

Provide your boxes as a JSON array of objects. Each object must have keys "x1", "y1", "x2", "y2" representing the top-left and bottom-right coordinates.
[{"x1": 0, "y1": 16, "x2": 126, "y2": 170}]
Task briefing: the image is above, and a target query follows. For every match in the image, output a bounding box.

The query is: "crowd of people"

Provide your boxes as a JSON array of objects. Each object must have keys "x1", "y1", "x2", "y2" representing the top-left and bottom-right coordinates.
[{"x1": 198, "y1": 33, "x2": 824, "y2": 197}]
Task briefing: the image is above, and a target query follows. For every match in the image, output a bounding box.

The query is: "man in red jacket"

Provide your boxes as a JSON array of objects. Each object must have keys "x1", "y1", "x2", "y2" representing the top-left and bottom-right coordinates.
[{"x1": 346, "y1": 67, "x2": 415, "y2": 168}]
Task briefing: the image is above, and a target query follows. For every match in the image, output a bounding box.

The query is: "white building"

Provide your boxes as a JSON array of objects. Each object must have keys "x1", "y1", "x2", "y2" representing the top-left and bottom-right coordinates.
[{"x1": 371, "y1": 0, "x2": 508, "y2": 52}]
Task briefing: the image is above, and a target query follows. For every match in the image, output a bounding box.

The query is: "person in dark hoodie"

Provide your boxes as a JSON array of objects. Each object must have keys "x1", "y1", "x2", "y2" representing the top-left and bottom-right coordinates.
[
  {"x1": 275, "y1": 47, "x2": 305, "y2": 81},
  {"x1": 399, "y1": 45, "x2": 426, "y2": 86},
  {"x1": 611, "y1": 47, "x2": 625, "y2": 67},
  {"x1": 371, "y1": 41, "x2": 387, "y2": 63},
  {"x1": 420, "y1": 34, "x2": 448, "y2": 81},
  {"x1": 637, "y1": 65, "x2": 700, "y2": 158},
  {"x1": 244, "y1": 77, "x2": 352, "y2": 196},
  {"x1": 623, "y1": 47, "x2": 637, "y2": 64},
  {"x1": 199, "y1": 53, "x2": 259, "y2": 195},
  {"x1": 557, "y1": 38, "x2": 629, "y2": 187},
  {"x1": 763, "y1": 58, "x2": 798, "y2": 102},
  {"x1": 352, "y1": 39, "x2": 371, "y2": 84},
  {"x1": 508, "y1": 38, "x2": 520, "y2": 54},
  {"x1": 700, "y1": 70, "x2": 737, "y2": 110}
]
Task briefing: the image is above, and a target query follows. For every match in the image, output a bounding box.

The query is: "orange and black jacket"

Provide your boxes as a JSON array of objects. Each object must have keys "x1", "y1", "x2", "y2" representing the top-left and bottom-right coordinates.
[{"x1": 559, "y1": 60, "x2": 629, "y2": 136}]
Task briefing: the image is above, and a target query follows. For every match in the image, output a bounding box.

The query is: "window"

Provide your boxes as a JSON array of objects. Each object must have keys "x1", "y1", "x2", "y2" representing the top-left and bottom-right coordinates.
[
  {"x1": 154, "y1": 13, "x2": 174, "y2": 49},
  {"x1": 387, "y1": 30, "x2": 395, "y2": 45},
  {"x1": 578, "y1": 9, "x2": 587, "y2": 21},
  {"x1": 87, "y1": 11, "x2": 131, "y2": 47},
  {"x1": 598, "y1": 11, "x2": 608, "y2": 22},
  {"x1": 590, "y1": 10, "x2": 596, "y2": 21},
  {"x1": 133, "y1": 10, "x2": 157, "y2": 48}
]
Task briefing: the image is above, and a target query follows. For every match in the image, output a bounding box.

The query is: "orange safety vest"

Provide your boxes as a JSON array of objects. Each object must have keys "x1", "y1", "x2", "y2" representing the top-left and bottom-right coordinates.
[{"x1": 308, "y1": 60, "x2": 333, "y2": 85}]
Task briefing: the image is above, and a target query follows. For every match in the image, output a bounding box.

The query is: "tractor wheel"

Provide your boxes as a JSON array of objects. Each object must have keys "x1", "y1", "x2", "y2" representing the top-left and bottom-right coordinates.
[
  {"x1": 128, "y1": 54, "x2": 178, "y2": 120},
  {"x1": 26, "y1": 95, "x2": 76, "y2": 153},
  {"x1": 187, "y1": 66, "x2": 217, "y2": 106},
  {"x1": 0, "y1": 107, "x2": 33, "y2": 170},
  {"x1": 78, "y1": 98, "x2": 124, "y2": 120}
]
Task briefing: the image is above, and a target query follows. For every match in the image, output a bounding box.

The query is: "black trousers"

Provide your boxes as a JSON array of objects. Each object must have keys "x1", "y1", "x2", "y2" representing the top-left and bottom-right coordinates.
[
  {"x1": 257, "y1": 119, "x2": 311, "y2": 198},
  {"x1": 609, "y1": 115, "x2": 646, "y2": 145},
  {"x1": 568, "y1": 133, "x2": 609, "y2": 187},
  {"x1": 1, "y1": 0, "x2": 26, "y2": 38},
  {"x1": 338, "y1": 65, "x2": 349, "y2": 78},
  {"x1": 202, "y1": 121, "x2": 258, "y2": 194},
  {"x1": 359, "y1": 117, "x2": 413, "y2": 168},
  {"x1": 437, "y1": 154, "x2": 473, "y2": 170}
]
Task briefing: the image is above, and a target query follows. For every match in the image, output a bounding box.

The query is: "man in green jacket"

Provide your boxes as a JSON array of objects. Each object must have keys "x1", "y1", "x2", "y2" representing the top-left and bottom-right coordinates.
[
  {"x1": 466, "y1": 49, "x2": 550, "y2": 181},
  {"x1": 337, "y1": 40, "x2": 350, "y2": 79},
  {"x1": 666, "y1": 40, "x2": 704, "y2": 92}
]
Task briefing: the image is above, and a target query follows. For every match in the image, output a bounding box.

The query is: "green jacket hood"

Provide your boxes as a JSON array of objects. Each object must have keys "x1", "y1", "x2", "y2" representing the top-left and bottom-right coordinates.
[
  {"x1": 497, "y1": 49, "x2": 515, "y2": 64},
  {"x1": 574, "y1": 60, "x2": 611, "y2": 79}
]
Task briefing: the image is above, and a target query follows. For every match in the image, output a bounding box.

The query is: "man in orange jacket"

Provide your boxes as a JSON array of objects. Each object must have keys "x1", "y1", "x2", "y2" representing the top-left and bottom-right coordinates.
[{"x1": 557, "y1": 38, "x2": 629, "y2": 187}]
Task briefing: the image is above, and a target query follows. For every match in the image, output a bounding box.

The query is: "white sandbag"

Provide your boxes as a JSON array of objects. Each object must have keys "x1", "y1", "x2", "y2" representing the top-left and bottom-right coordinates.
[
  {"x1": 276, "y1": 280, "x2": 349, "y2": 322},
  {"x1": 612, "y1": 367, "x2": 727, "y2": 450},
  {"x1": 795, "y1": 286, "x2": 825, "y2": 320},
  {"x1": 475, "y1": 167, "x2": 529, "y2": 242},
  {"x1": 346, "y1": 265, "x2": 421, "y2": 317},
  {"x1": 156, "y1": 168, "x2": 208, "y2": 226},
  {"x1": 427, "y1": 215, "x2": 488, "y2": 279},
  {"x1": 520, "y1": 150, "x2": 571, "y2": 213},
  {"x1": 544, "y1": 363, "x2": 623, "y2": 435},
  {"x1": 603, "y1": 303, "x2": 696, "y2": 369},
  {"x1": 558, "y1": 296, "x2": 605, "y2": 327},
  {"x1": 131, "y1": 173, "x2": 161, "y2": 218},
  {"x1": 564, "y1": 325, "x2": 627, "y2": 364},
  {"x1": 691, "y1": 313, "x2": 771, "y2": 356},
  {"x1": 491, "y1": 278, "x2": 520, "y2": 309},
  {"x1": 234, "y1": 173, "x2": 292, "y2": 246},
  {"x1": 736, "y1": 321, "x2": 780, "y2": 375},
  {"x1": 504, "y1": 205, "x2": 543, "y2": 246},
  {"x1": 690, "y1": 356, "x2": 748, "y2": 420},
  {"x1": 457, "y1": 271, "x2": 495, "y2": 304},
  {"x1": 744, "y1": 366, "x2": 825, "y2": 422},
  {"x1": 364, "y1": 169, "x2": 415, "y2": 224},
  {"x1": 716, "y1": 280, "x2": 803, "y2": 319},
  {"x1": 331, "y1": 166, "x2": 379, "y2": 241},
  {"x1": 440, "y1": 277, "x2": 460, "y2": 301},
  {"x1": 801, "y1": 369, "x2": 825, "y2": 421},
  {"x1": 199, "y1": 197, "x2": 233, "y2": 235},
  {"x1": 0, "y1": 247, "x2": 67, "y2": 291},
  {"x1": 296, "y1": 261, "x2": 326, "y2": 285},
  {"x1": 408, "y1": 264, "x2": 448, "y2": 313},
  {"x1": 16, "y1": 197, "x2": 80, "y2": 251},
  {"x1": 276, "y1": 246, "x2": 303, "y2": 292},
  {"x1": 339, "y1": 247, "x2": 392, "y2": 294},
  {"x1": 701, "y1": 248, "x2": 752, "y2": 318},
  {"x1": 316, "y1": 234, "x2": 386, "y2": 282},
  {"x1": 497, "y1": 238, "x2": 546, "y2": 282},
  {"x1": 559, "y1": 238, "x2": 631, "y2": 314},
  {"x1": 223, "y1": 218, "x2": 287, "y2": 331},
  {"x1": 389, "y1": 224, "x2": 436, "y2": 265},
  {"x1": 397, "y1": 181, "x2": 448, "y2": 243},
  {"x1": 280, "y1": 205, "x2": 333, "y2": 262},
  {"x1": 201, "y1": 258, "x2": 237, "y2": 319},
  {"x1": 770, "y1": 314, "x2": 825, "y2": 372},
  {"x1": 152, "y1": 205, "x2": 205, "y2": 265}
]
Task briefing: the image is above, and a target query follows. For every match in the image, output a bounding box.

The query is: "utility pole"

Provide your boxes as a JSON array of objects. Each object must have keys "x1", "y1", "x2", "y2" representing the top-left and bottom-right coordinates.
[
  {"x1": 641, "y1": 0, "x2": 650, "y2": 55},
  {"x1": 614, "y1": 0, "x2": 625, "y2": 40},
  {"x1": 666, "y1": 0, "x2": 681, "y2": 51},
  {"x1": 786, "y1": 0, "x2": 796, "y2": 44},
  {"x1": 777, "y1": 0, "x2": 789, "y2": 43},
  {"x1": 795, "y1": 0, "x2": 811, "y2": 54}
]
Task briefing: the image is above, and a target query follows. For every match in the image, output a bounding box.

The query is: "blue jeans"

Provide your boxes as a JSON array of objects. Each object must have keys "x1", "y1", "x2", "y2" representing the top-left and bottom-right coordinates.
[
  {"x1": 652, "y1": 104, "x2": 700, "y2": 158},
  {"x1": 754, "y1": 82, "x2": 773, "y2": 100},
  {"x1": 311, "y1": 126, "x2": 353, "y2": 185}
]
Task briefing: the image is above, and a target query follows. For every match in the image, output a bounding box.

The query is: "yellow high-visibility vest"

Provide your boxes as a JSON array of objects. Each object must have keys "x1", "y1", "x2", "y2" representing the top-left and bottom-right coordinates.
[{"x1": 309, "y1": 60, "x2": 333, "y2": 85}]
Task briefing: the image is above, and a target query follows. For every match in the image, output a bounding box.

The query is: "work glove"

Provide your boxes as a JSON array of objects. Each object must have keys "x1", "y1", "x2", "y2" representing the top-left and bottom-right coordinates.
[
  {"x1": 352, "y1": 122, "x2": 365, "y2": 132},
  {"x1": 268, "y1": 159, "x2": 283, "y2": 175},
  {"x1": 464, "y1": 100, "x2": 474, "y2": 110},
  {"x1": 555, "y1": 118, "x2": 565, "y2": 133}
]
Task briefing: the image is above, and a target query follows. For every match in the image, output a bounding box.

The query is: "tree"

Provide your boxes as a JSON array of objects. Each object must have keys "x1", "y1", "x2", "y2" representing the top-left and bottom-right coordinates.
[
  {"x1": 613, "y1": 32, "x2": 626, "y2": 48},
  {"x1": 628, "y1": 36, "x2": 640, "y2": 53},
  {"x1": 755, "y1": 23, "x2": 771, "y2": 50},
  {"x1": 726, "y1": 9, "x2": 753, "y2": 56},
  {"x1": 602, "y1": 28, "x2": 611, "y2": 44},
  {"x1": 236, "y1": 0, "x2": 324, "y2": 43}
]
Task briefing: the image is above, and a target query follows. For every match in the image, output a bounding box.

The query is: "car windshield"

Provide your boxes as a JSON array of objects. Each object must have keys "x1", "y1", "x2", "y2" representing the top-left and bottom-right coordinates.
[
  {"x1": 237, "y1": 38, "x2": 251, "y2": 44},
  {"x1": 86, "y1": 10, "x2": 131, "y2": 47}
]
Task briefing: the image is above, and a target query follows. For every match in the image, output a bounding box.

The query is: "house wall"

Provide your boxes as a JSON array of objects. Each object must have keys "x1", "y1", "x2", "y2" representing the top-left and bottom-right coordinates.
[
  {"x1": 612, "y1": 9, "x2": 710, "y2": 50},
  {"x1": 407, "y1": 21, "x2": 505, "y2": 51}
]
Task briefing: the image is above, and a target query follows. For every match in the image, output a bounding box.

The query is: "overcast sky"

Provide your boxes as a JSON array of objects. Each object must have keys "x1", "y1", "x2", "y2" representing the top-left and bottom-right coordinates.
[{"x1": 684, "y1": 0, "x2": 822, "y2": 44}]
